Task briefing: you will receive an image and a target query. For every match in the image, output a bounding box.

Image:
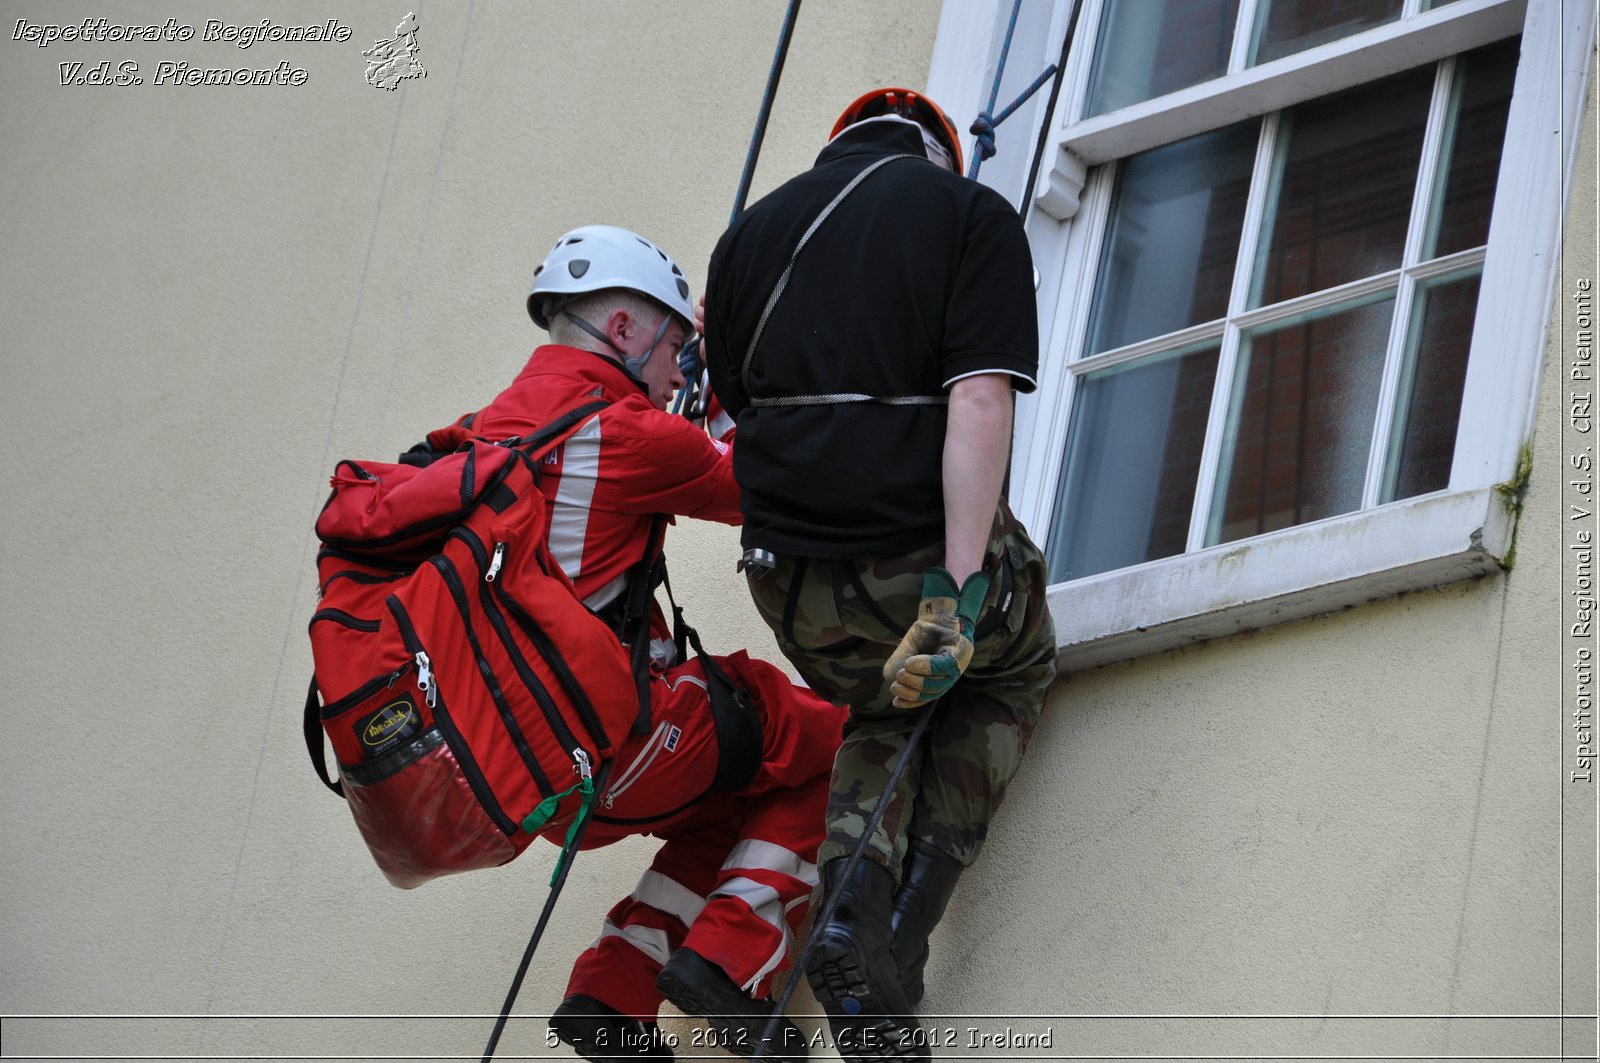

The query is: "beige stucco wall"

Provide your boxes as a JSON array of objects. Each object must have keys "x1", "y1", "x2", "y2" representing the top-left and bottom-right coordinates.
[{"x1": 1, "y1": 2, "x2": 1594, "y2": 1062}]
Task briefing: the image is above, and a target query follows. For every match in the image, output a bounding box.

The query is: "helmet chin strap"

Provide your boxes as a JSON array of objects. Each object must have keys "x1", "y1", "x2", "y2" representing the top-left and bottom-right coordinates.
[{"x1": 562, "y1": 310, "x2": 674, "y2": 384}]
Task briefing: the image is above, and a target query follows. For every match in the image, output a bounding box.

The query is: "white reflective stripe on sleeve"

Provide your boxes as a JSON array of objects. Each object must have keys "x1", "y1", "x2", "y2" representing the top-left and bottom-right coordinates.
[
  {"x1": 631, "y1": 869, "x2": 707, "y2": 929},
  {"x1": 722, "y1": 839, "x2": 819, "y2": 887},
  {"x1": 546, "y1": 414, "x2": 603, "y2": 579},
  {"x1": 941, "y1": 367, "x2": 1037, "y2": 390},
  {"x1": 708, "y1": 409, "x2": 736, "y2": 441},
  {"x1": 596, "y1": 918, "x2": 672, "y2": 967}
]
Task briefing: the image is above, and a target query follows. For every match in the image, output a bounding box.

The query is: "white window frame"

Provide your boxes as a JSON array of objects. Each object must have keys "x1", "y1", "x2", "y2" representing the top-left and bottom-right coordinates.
[{"x1": 927, "y1": 0, "x2": 1595, "y2": 671}]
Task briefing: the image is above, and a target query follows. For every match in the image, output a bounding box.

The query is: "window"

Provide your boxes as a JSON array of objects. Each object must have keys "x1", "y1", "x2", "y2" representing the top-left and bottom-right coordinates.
[
  {"x1": 1049, "y1": 40, "x2": 1519, "y2": 583},
  {"x1": 927, "y1": 0, "x2": 1595, "y2": 668}
]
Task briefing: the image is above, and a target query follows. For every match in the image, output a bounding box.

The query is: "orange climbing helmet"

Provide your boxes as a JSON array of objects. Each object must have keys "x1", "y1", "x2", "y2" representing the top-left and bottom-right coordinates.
[{"x1": 830, "y1": 87, "x2": 963, "y2": 175}]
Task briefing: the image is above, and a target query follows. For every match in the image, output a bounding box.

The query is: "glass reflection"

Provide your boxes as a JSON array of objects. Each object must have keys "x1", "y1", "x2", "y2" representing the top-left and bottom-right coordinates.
[
  {"x1": 1048, "y1": 344, "x2": 1221, "y2": 582},
  {"x1": 1087, "y1": 122, "x2": 1258, "y2": 355},
  {"x1": 1214, "y1": 296, "x2": 1395, "y2": 543}
]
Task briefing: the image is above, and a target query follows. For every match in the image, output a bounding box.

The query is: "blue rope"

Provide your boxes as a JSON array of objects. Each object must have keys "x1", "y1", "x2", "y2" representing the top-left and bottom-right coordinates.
[
  {"x1": 967, "y1": 0, "x2": 1024, "y2": 178},
  {"x1": 967, "y1": 0, "x2": 1064, "y2": 180}
]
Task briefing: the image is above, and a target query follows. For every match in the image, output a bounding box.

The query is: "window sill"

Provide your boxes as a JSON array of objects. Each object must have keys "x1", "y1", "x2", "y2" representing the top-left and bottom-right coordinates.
[{"x1": 1048, "y1": 487, "x2": 1514, "y2": 673}]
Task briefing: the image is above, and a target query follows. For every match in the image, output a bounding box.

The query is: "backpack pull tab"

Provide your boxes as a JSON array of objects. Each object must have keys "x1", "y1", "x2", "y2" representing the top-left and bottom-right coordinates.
[
  {"x1": 414, "y1": 651, "x2": 437, "y2": 708},
  {"x1": 573, "y1": 748, "x2": 592, "y2": 781},
  {"x1": 485, "y1": 542, "x2": 506, "y2": 582}
]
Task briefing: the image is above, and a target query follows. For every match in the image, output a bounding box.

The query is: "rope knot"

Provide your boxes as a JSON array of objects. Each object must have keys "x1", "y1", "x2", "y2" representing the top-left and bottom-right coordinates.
[{"x1": 969, "y1": 112, "x2": 997, "y2": 161}]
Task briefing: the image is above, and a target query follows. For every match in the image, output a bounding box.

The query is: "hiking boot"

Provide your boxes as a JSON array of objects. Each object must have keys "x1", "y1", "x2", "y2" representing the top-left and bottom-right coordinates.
[
  {"x1": 549, "y1": 994, "x2": 674, "y2": 1060},
  {"x1": 655, "y1": 946, "x2": 809, "y2": 1061},
  {"x1": 889, "y1": 841, "x2": 964, "y2": 1007},
  {"x1": 806, "y1": 857, "x2": 928, "y2": 1062}
]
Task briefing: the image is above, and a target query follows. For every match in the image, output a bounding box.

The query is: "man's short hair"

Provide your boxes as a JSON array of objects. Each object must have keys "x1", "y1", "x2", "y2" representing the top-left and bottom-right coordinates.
[{"x1": 545, "y1": 289, "x2": 670, "y2": 348}]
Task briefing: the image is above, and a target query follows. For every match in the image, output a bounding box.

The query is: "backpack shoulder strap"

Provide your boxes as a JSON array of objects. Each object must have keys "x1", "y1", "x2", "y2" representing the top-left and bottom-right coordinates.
[
  {"x1": 304, "y1": 675, "x2": 344, "y2": 798},
  {"x1": 505, "y1": 399, "x2": 610, "y2": 461}
]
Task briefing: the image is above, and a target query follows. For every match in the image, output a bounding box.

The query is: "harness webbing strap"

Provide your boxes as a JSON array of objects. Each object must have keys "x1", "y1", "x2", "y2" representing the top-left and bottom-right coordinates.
[{"x1": 738, "y1": 153, "x2": 924, "y2": 396}]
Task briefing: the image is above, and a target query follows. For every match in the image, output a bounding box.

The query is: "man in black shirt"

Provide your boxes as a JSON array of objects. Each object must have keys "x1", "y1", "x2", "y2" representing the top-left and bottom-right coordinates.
[{"x1": 704, "y1": 89, "x2": 1057, "y2": 1060}]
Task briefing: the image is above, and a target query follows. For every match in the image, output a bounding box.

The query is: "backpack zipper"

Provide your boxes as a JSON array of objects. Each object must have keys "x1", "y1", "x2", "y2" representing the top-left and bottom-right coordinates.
[
  {"x1": 459, "y1": 528, "x2": 607, "y2": 746},
  {"x1": 452, "y1": 529, "x2": 604, "y2": 752},
  {"x1": 309, "y1": 608, "x2": 381, "y2": 633},
  {"x1": 386, "y1": 594, "x2": 516, "y2": 835},
  {"x1": 601, "y1": 722, "x2": 668, "y2": 809},
  {"x1": 429, "y1": 554, "x2": 556, "y2": 798},
  {"x1": 317, "y1": 661, "x2": 412, "y2": 721}
]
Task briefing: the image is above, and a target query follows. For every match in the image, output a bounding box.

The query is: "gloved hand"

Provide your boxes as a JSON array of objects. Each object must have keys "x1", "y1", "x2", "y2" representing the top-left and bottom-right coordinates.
[{"x1": 883, "y1": 567, "x2": 990, "y2": 709}]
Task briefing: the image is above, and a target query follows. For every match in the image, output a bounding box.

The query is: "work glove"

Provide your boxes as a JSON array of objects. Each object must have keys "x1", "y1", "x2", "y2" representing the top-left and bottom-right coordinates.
[{"x1": 883, "y1": 567, "x2": 990, "y2": 709}]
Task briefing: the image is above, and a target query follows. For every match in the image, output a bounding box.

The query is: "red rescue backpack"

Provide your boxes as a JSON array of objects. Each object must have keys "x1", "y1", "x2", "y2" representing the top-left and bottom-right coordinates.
[{"x1": 304, "y1": 401, "x2": 646, "y2": 889}]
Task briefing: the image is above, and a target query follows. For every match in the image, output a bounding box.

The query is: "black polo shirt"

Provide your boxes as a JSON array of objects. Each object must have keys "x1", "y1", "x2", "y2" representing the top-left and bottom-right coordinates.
[{"x1": 705, "y1": 120, "x2": 1038, "y2": 558}]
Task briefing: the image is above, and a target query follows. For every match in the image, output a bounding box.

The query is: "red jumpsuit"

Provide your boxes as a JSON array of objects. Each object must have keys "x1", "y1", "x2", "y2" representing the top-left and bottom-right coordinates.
[{"x1": 458, "y1": 345, "x2": 844, "y2": 1019}]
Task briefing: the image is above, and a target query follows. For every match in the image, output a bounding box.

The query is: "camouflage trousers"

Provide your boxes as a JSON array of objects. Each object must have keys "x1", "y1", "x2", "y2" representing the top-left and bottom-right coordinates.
[{"x1": 744, "y1": 503, "x2": 1057, "y2": 877}]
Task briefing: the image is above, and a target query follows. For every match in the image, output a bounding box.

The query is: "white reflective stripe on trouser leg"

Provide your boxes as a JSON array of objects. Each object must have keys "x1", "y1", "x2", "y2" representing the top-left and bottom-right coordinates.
[
  {"x1": 706, "y1": 876, "x2": 791, "y2": 992},
  {"x1": 721, "y1": 839, "x2": 819, "y2": 887},
  {"x1": 596, "y1": 919, "x2": 673, "y2": 967},
  {"x1": 631, "y1": 869, "x2": 708, "y2": 929}
]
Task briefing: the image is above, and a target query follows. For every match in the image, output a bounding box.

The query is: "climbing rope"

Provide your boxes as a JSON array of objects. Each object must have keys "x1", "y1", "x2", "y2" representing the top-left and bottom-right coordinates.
[
  {"x1": 672, "y1": 0, "x2": 804, "y2": 419},
  {"x1": 732, "y1": 0, "x2": 805, "y2": 223},
  {"x1": 1020, "y1": 0, "x2": 1087, "y2": 217},
  {"x1": 967, "y1": 0, "x2": 1070, "y2": 181}
]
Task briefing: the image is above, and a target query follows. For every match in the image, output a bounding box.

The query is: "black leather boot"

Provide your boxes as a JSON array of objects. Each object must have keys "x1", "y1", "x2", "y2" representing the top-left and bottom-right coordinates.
[
  {"x1": 548, "y1": 994, "x2": 675, "y2": 1060},
  {"x1": 655, "y1": 946, "x2": 809, "y2": 1060},
  {"x1": 889, "y1": 841, "x2": 964, "y2": 1007},
  {"x1": 806, "y1": 856, "x2": 928, "y2": 1062}
]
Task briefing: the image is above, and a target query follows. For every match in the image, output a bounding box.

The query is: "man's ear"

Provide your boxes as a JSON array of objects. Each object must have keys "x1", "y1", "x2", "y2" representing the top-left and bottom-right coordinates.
[{"x1": 604, "y1": 306, "x2": 634, "y2": 347}]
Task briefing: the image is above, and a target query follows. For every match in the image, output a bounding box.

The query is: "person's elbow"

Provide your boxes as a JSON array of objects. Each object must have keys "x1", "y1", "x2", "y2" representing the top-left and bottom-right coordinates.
[{"x1": 948, "y1": 373, "x2": 1014, "y2": 422}]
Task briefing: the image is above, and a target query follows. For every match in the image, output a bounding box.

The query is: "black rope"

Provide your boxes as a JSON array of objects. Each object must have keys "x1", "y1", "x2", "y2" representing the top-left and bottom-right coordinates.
[
  {"x1": 749, "y1": 709, "x2": 935, "y2": 1061},
  {"x1": 731, "y1": 0, "x2": 804, "y2": 223},
  {"x1": 480, "y1": 760, "x2": 615, "y2": 1063},
  {"x1": 674, "y1": 0, "x2": 803, "y2": 420},
  {"x1": 1019, "y1": 0, "x2": 1086, "y2": 217}
]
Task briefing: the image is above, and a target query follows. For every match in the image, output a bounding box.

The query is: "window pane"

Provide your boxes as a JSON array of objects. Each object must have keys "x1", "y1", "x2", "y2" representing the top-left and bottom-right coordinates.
[
  {"x1": 1085, "y1": 0, "x2": 1241, "y2": 117},
  {"x1": 1427, "y1": 38, "x2": 1519, "y2": 257},
  {"x1": 1252, "y1": 0, "x2": 1402, "y2": 65},
  {"x1": 1048, "y1": 345, "x2": 1222, "y2": 581},
  {"x1": 1086, "y1": 122, "x2": 1258, "y2": 354},
  {"x1": 1213, "y1": 296, "x2": 1395, "y2": 543},
  {"x1": 1387, "y1": 271, "x2": 1482, "y2": 500},
  {"x1": 1253, "y1": 67, "x2": 1433, "y2": 307}
]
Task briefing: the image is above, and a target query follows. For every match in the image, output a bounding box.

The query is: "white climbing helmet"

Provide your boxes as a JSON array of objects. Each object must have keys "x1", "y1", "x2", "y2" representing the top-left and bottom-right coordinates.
[{"x1": 527, "y1": 224, "x2": 695, "y2": 333}]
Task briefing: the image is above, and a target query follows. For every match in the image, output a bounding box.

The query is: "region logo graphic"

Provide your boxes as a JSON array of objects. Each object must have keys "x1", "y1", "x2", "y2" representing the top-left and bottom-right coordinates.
[{"x1": 363, "y1": 12, "x2": 425, "y2": 90}]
